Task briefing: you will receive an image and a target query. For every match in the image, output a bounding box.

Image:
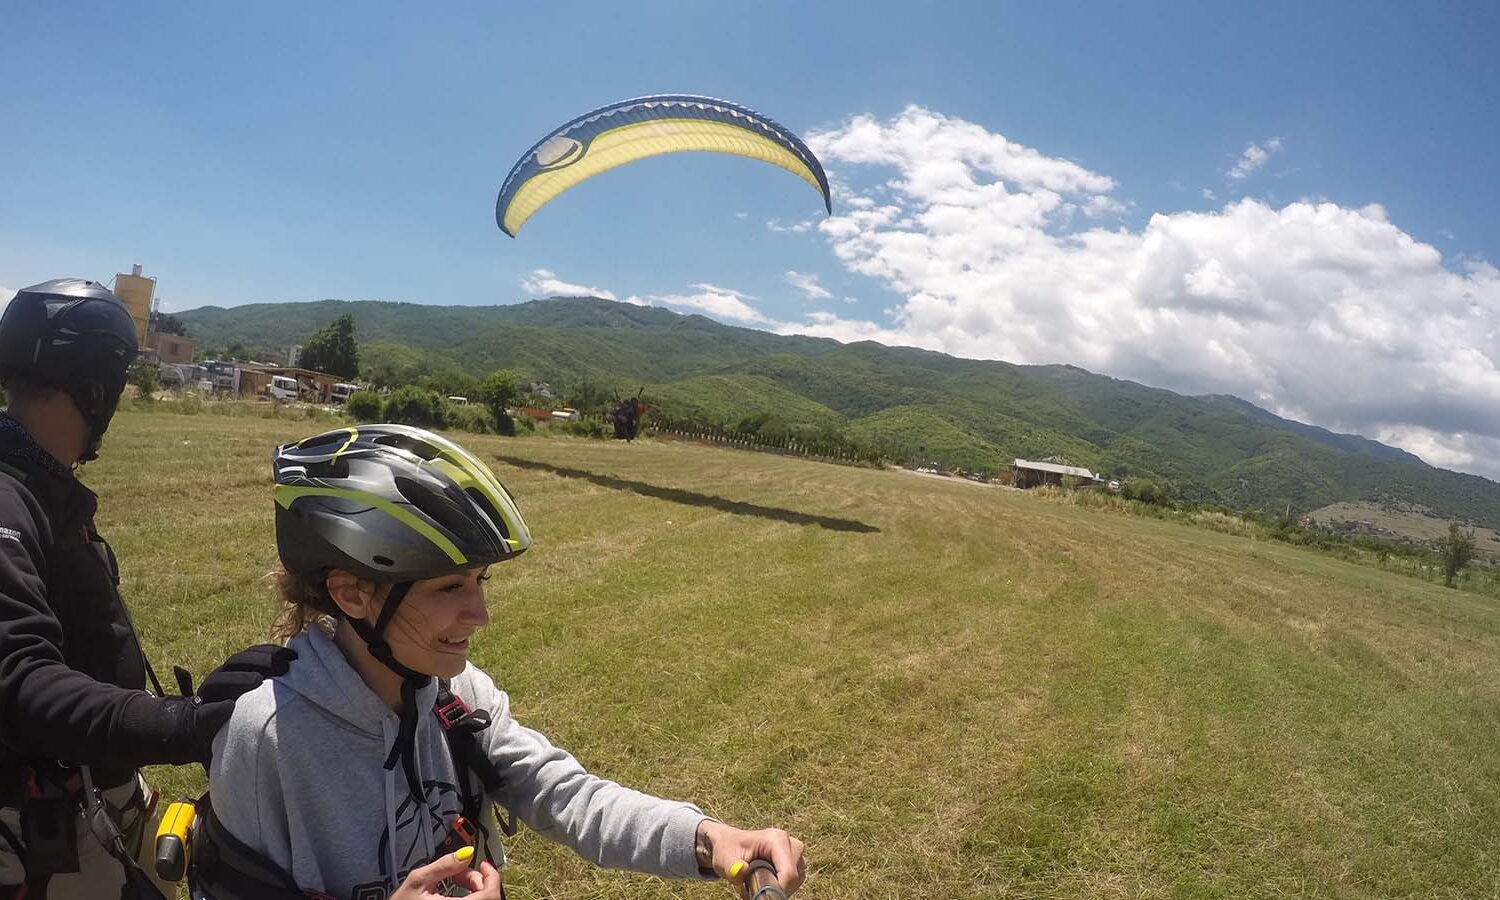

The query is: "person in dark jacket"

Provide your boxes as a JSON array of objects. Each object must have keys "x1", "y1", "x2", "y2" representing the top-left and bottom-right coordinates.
[{"x1": 0, "y1": 278, "x2": 294, "y2": 900}]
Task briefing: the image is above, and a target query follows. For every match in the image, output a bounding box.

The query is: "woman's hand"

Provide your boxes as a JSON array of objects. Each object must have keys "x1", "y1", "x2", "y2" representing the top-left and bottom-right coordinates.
[
  {"x1": 696, "y1": 819, "x2": 806, "y2": 895},
  {"x1": 390, "y1": 848, "x2": 503, "y2": 899}
]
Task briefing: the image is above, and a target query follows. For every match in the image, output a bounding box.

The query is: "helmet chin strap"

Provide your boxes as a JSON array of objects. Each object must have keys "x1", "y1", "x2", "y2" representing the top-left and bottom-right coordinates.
[{"x1": 343, "y1": 581, "x2": 430, "y2": 801}]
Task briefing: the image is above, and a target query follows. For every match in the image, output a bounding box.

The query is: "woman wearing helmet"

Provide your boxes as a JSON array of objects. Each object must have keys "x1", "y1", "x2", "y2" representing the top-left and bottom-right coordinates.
[{"x1": 202, "y1": 424, "x2": 805, "y2": 900}]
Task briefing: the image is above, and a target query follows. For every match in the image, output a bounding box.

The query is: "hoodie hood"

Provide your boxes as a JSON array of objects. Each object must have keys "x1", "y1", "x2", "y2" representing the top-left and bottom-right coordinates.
[{"x1": 282, "y1": 626, "x2": 440, "y2": 737}]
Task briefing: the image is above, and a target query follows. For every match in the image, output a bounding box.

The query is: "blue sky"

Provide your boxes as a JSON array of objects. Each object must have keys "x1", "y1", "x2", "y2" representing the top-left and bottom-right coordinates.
[{"x1": 4, "y1": 2, "x2": 1500, "y2": 475}]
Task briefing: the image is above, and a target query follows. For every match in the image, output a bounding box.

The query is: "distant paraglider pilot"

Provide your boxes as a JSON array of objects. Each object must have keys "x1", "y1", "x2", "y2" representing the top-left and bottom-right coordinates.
[{"x1": 607, "y1": 389, "x2": 648, "y2": 441}]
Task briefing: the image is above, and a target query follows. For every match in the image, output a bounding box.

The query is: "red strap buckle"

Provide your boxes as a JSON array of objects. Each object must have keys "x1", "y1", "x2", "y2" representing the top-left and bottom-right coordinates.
[
  {"x1": 435, "y1": 695, "x2": 469, "y2": 730},
  {"x1": 452, "y1": 815, "x2": 477, "y2": 844}
]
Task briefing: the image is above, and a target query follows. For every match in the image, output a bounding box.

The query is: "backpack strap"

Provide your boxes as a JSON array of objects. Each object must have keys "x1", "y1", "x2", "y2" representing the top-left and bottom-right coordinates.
[
  {"x1": 435, "y1": 680, "x2": 516, "y2": 843},
  {"x1": 192, "y1": 795, "x2": 319, "y2": 900}
]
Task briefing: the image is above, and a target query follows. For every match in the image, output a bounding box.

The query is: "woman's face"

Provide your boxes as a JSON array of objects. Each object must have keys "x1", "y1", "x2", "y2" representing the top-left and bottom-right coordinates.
[{"x1": 382, "y1": 567, "x2": 491, "y2": 679}]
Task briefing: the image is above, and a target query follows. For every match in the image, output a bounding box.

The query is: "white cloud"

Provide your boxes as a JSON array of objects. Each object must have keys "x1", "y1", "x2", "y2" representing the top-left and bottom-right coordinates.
[
  {"x1": 1084, "y1": 195, "x2": 1128, "y2": 218},
  {"x1": 652, "y1": 283, "x2": 772, "y2": 325},
  {"x1": 520, "y1": 268, "x2": 617, "y2": 301},
  {"x1": 1227, "y1": 137, "x2": 1283, "y2": 180},
  {"x1": 767, "y1": 219, "x2": 815, "y2": 234},
  {"x1": 1201, "y1": 188, "x2": 1217, "y2": 201},
  {"x1": 785, "y1": 271, "x2": 832, "y2": 301},
  {"x1": 791, "y1": 107, "x2": 1500, "y2": 479}
]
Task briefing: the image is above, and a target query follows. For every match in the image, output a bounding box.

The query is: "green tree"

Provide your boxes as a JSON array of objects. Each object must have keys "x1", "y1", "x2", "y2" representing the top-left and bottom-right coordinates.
[
  {"x1": 152, "y1": 312, "x2": 189, "y2": 336},
  {"x1": 1123, "y1": 478, "x2": 1168, "y2": 505},
  {"x1": 297, "y1": 314, "x2": 359, "y2": 378},
  {"x1": 1438, "y1": 523, "x2": 1477, "y2": 587},
  {"x1": 127, "y1": 358, "x2": 159, "y2": 401},
  {"x1": 224, "y1": 341, "x2": 248, "y2": 362},
  {"x1": 345, "y1": 390, "x2": 383, "y2": 422},
  {"x1": 564, "y1": 377, "x2": 610, "y2": 414},
  {"x1": 478, "y1": 370, "x2": 522, "y2": 437},
  {"x1": 382, "y1": 386, "x2": 448, "y2": 428}
]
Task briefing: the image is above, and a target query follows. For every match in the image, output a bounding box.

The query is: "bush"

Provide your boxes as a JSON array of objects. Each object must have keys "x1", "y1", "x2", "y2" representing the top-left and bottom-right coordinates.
[
  {"x1": 448, "y1": 404, "x2": 495, "y2": 435},
  {"x1": 127, "y1": 359, "x2": 159, "y2": 401},
  {"x1": 1123, "y1": 478, "x2": 1168, "y2": 505},
  {"x1": 556, "y1": 417, "x2": 610, "y2": 439},
  {"x1": 345, "y1": 390, "x2": 383, "y2": 422},
  {"x1": 382, "y1": 386, "x2": 448, "y2": 428}
]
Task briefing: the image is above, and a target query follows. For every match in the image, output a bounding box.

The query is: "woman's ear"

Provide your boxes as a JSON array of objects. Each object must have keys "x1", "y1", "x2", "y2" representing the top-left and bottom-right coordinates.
[{"x1": 325, "y1": 569, "x2": 377, "y2": 620}]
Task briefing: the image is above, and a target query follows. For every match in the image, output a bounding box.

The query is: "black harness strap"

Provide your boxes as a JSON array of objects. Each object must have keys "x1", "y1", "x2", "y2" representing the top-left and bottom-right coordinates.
[
  {"x1": 435, "y1": 679, "x2": 515, "y2": 852},
  {"x1": 193, "y1": 798, "x2": 312, "y2": 900}
]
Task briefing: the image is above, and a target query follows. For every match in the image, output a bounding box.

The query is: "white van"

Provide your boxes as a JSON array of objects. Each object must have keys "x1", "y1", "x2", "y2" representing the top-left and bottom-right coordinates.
[
  {"x1": 332, "y1": 383, "x2": 359, "y2": 404},
  {"x1": 270, "y1": 375, "x2": 299, "y2": 401}
]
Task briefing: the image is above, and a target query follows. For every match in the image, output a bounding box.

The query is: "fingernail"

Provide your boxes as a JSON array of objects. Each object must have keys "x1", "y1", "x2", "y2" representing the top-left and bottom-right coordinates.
[
  {"x1": 455, "y1": 846, "x2": 475, "y2": 862},
  {"x1": 729, "y1": 860, "x2": 746, "y2": 879}
]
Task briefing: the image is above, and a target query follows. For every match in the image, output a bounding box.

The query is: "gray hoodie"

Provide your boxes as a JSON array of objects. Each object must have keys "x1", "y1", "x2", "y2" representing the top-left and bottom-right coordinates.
[{"x1": 209, "y1": 626, "x2": 707, "y2": 899}]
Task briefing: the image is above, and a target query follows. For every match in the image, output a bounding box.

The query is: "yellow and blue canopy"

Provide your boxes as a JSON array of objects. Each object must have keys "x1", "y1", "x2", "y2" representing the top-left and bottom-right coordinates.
[{"x1": 495, "y1": 94, "x2": 832, "y2": 237}]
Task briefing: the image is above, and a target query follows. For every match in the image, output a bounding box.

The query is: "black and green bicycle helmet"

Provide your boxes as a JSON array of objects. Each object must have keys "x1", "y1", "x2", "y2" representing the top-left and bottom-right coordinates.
[
  {"x1": 273, "y1": 424, "x2": 532, "y2": 796},
  {"x1": 274, "y1": 423, "x2": 531, "y2": 583}
]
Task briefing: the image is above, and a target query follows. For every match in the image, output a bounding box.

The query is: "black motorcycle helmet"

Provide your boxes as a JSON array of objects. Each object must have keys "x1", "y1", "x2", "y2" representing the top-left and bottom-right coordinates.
[{"x1": 0, "y1": 279, "x2": 139, "y2": 461}]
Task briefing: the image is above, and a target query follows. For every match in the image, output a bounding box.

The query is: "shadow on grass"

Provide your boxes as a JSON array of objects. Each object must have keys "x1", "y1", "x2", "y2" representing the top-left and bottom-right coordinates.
[{"x1": 494, "y1": 455, "x2": 881, "y2": 534}]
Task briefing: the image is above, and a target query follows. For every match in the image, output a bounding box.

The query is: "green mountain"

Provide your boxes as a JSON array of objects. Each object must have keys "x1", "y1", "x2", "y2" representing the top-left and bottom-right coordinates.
[{"x1": 176, "y1": 297, "x2": 1500, "y2": 528}]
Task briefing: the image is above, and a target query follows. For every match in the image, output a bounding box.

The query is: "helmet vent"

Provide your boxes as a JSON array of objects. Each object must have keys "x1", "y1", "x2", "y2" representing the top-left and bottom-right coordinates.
[
  {"x1": 465, "y1": 488, "x2": 511, "y2": 541},
  {"x1": 373, "y1": 555, "x2": 395, "y2": 567},
  {"x1": 297, "y1": 431, "x2": 350, "y2": 451},
  {"x1": 395, "y1": 475, "x2": 480, "y2": 544},
  {"x1": 374, "y1": 433, "x2": 440, "y2": 461}
]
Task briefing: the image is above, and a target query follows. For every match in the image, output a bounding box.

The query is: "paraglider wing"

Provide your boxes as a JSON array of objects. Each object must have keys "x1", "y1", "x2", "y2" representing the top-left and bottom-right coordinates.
[{"x1": 496, "y1": 94, "x2": 832, "y2": 237}]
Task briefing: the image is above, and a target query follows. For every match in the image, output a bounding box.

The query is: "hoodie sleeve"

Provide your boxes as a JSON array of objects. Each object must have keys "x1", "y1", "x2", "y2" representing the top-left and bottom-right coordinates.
[
  {"x1": 458, "y1": 667, "x2": 707, "y2": 879},
  {"x1": 0, "y1": 478, "x2": 197, "y2": 767}
]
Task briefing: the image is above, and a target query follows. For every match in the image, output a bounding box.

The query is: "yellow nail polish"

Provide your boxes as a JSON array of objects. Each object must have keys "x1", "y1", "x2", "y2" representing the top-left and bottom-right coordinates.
[
  {"x1": 729, "y1": 861, "x2": 746, "y2": 879},
  {"x1": 455, "y1": 846, "x2": 475, "y2": 862}
]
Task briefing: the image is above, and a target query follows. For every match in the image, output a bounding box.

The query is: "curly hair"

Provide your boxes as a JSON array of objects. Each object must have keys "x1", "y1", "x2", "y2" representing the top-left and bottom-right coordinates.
[{"x1": 269, "y1": 567, "x2": 338, "y2": 643}]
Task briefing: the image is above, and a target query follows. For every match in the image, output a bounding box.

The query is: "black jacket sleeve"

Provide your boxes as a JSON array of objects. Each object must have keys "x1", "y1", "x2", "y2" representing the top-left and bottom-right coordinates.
[{"x1": 0, "y1": 479, "x2": 197, "y2": 768}]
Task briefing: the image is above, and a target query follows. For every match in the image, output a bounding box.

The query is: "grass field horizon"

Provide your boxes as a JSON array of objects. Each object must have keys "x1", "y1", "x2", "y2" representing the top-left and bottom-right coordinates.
[{"x1": 92, "y1": 411, "x2": 1500, "y2": 899}]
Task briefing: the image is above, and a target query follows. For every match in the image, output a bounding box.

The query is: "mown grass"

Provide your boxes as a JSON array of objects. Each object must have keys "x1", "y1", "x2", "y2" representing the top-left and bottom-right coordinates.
[{"x1": 84, "y1": 411, "x2": 1500, "y2": 899}]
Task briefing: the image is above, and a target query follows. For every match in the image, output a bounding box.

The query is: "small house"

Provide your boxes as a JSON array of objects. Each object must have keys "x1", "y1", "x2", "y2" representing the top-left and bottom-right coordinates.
[{"x1": 1012, "y1": 458, "x2": 1103, "y2": 489}]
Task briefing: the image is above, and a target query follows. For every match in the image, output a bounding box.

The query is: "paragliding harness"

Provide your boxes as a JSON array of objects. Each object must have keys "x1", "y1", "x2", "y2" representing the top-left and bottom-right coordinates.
[
  {"x1": 4, "y1": 761, "x2": 168, "y2": 900},
  {"x1": 179, "y1": 680, "x2": 514, "y2": 900},
  {"x1": 607, "y1": 387, "x2": 648, "y2": 441},
  {"x1": 0, "y1": 493, "x2": 177, "y2": 900}
]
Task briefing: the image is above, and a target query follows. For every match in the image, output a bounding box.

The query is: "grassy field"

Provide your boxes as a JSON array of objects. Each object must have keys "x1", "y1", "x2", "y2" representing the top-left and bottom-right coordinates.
[{"x1": 87, "y1": 411, "x2": 1500, "y2": 899}]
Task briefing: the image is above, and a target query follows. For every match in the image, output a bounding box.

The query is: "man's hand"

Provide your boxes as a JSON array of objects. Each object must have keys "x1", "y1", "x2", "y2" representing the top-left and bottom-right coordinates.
[
  {"x1": 196, "y1": 644, "x2": 299, "y2": 702},
  {"x1": 189, "y1": 644, "x2": 298, "y2": 762},
  {"x1": 696, "y1": 819, "x2": 806, "y2": 896}
]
